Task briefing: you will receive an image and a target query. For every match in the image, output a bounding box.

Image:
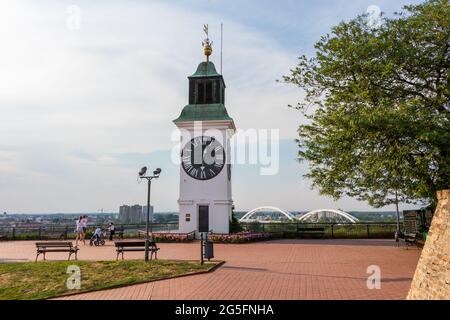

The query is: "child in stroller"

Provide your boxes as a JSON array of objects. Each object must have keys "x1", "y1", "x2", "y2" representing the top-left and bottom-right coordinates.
[{"x1": 90, "y1": 227, "x2": 106, "y2": 246}]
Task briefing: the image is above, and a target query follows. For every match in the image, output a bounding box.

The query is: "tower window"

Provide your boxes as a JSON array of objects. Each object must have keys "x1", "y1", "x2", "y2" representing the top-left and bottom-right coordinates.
[
  {"x1": 197, "y1": 82, "x2": 205, "y2": 103},
  {"x1": 205, "y1": 82, "x2": 213, "y2": 103},
  {"x1": 196, "y1": 80, "x2": 214, "y2": 104}
]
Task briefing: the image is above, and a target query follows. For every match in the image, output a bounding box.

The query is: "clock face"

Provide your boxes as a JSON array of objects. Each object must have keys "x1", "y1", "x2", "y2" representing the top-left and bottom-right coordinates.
[{"x1": 181, "y1": 136, "x2": 225, "y2": 181}]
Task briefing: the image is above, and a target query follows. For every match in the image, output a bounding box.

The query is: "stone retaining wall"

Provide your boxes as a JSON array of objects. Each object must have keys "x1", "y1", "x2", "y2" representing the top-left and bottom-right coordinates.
[{"x1": 407, "y1": 190, "x2": 450, "y2": 300}]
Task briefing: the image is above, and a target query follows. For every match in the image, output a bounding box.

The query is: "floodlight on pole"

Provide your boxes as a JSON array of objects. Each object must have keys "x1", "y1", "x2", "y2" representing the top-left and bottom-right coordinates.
[
  {"x1": 139, "y1": 166, "x2": 147, "y2": 177},
  {"x1": 138, "y1": 166, "x2": 162, "y2": 262}
]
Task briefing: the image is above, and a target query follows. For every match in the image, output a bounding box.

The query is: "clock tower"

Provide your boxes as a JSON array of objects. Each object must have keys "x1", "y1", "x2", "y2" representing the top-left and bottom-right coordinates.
[{"x1": 174, "y1": 27, "x2": 235, "y2": 235}]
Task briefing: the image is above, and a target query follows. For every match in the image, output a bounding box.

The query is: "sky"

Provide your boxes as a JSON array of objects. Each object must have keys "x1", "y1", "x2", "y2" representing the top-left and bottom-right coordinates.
[{"x1": 0, "y1": 0, "x2": 423, "y2": 213}]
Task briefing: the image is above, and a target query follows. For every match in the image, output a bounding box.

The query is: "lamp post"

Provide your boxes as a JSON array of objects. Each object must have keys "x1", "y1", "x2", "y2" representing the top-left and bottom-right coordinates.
[
  {"x1": 138, "y1": 166, "x2": 161, "y2": 262},
  {"x1": 395, "y1": 190, "x2": 400, "y2": 233}
]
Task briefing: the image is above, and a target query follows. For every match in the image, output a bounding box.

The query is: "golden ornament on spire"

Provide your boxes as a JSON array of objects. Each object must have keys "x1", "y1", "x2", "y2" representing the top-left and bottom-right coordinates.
[{"x1": 202, "y1": 24, "x2": 213, "y2": 62}]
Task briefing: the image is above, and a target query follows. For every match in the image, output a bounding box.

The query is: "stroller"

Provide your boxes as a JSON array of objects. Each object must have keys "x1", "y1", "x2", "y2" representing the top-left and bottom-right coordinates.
[{"x1": 90, "y1": 227, "x2": 106, "y2": 246}]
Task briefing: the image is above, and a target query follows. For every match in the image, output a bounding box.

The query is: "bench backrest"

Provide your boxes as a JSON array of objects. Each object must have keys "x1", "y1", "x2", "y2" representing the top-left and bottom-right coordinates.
[
  {"x1": 35, "y1": 241, "x2": 74, "y2": 248},
  {"x1": 114, "y1": 241, "x2": 157, "y2": 248}
]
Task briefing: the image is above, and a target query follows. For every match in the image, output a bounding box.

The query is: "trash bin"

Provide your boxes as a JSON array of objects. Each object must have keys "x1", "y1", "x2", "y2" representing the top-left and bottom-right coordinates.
[{"x1": 204, "y1": 241, "x2": 214, "y2": 260}]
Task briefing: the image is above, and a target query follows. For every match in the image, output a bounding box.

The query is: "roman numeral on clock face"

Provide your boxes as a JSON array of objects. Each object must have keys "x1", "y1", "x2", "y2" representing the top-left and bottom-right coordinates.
[{"x1": 182, "y1": 155, "x2": 191, "y2": 163}]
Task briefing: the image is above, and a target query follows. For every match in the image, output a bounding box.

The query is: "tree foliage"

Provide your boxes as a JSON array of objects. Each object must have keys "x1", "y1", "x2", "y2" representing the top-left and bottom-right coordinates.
[
  {"x1": 283, "y1": 0, "x2": 450, "y2": 208},
  {"x1": 230, "y1": 206, "x2": 243, "y2": 233}
]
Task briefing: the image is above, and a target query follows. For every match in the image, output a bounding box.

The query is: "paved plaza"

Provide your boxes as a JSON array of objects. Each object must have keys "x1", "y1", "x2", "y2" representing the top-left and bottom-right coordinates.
[{"x1": 0, "y1": 239, "x2": 420, "y2": 300}]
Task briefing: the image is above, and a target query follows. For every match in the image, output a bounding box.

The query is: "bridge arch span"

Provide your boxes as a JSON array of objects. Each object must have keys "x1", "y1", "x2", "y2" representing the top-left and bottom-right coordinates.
[
  {"x1": 298, "y1": 209, "x2": 358, "y2": 223},
  {"x1": 239, "y1": 206, "x2": 296, "y2": 222}
]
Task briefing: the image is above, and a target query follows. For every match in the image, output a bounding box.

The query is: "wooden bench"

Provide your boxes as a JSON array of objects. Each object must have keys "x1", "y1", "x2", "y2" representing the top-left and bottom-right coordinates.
[
  {"x1": 35, "y1": 241, "x2": 78, "y2": 262},
  {"x1": 297, "y1": 227, "x2": 325, "y2": 238},
  {"x1": 398, "y1": 232, "x2": 418, "y2": 248},
  {"x1": 114, "y1": 240, "x2": 159, "y2": 260}
]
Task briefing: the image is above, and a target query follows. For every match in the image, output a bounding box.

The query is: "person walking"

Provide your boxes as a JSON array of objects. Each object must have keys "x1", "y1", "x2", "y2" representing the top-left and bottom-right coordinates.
[
  {"x1": 80, "y1": 215, "x2": 88, "y2": 244},
  {"x1": 108, "y1": 222, "x2": 115, "y2": 241},
  {"x1": 75, "y1": 216, "x2": 85, "y2": 246},
  {"x1": 81, "y1": 215, "x2": 88, "y2": 233}
]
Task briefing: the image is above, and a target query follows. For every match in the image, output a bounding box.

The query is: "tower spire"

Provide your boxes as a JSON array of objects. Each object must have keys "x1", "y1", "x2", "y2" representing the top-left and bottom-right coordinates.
[{"x1": 202, "y1": 24, "x2": 213, "y2": 62}]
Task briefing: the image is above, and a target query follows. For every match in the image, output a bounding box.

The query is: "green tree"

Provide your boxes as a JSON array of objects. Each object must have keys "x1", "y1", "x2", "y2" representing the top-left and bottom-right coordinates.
[
  {"x1": 229, "y1": 205, "x2": 242, "y2": 233},
  {"x1": 282, "y1": 0, "x2": 449, "y2": 214}
]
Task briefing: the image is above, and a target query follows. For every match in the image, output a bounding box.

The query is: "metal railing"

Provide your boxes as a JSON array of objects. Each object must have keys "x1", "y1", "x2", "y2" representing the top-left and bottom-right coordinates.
[
  {"x1": 0, "y1": 222, "x2": 401, "y2": 240},
  {"x1": 0, "y1": 223, "x2": 179, "y2": 241},
  {"x1": 239, "y1": 222, "x2": 401, "y2": 239}
]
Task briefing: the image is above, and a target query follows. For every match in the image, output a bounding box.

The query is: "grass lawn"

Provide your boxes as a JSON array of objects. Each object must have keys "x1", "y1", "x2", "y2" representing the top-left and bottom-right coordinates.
[{"x1": 0, "y1": 260, "x2": 218, "y2": 300}]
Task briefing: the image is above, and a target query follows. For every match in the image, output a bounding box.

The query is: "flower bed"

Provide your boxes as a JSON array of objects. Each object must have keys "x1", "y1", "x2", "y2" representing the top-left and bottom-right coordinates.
[
  {"x1": 151, "y1": 231, "x2": 195, "y2": 243},
  {"x1": 209, "y1": 231, "x2": 271, "y2": 243}
]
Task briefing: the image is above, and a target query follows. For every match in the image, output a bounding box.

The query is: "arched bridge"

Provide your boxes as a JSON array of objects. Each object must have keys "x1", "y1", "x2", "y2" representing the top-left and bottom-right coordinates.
[{"x1": 239, "y1": 207, "x2": 358, "y2": 223}]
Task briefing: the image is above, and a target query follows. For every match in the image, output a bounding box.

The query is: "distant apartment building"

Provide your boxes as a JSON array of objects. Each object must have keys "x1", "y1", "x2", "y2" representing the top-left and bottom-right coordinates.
[
  {"x1": 130, "y1": 205, "x2": 143, "y2": 223},
  {"x1": 119, "y1": 205, "x2": 153, "y2": 223},
  {"x1": 119, "y1": 205, "x2": 131, "y2": 223}
]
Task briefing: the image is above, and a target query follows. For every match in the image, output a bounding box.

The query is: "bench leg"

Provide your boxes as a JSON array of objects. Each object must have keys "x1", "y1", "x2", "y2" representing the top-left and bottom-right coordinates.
[
  {"x1": 43, "y1": 252, "x2": 46, "y2": 261},
  {"x1": 116, "y1": 252, "x2": 119, "y2": 261},
  {"x1": 35, "y1": 252, "x2": 41, "y2": 262},
  {"x1": 122, "y1": 252, "x2": 124, "y2": 260}
]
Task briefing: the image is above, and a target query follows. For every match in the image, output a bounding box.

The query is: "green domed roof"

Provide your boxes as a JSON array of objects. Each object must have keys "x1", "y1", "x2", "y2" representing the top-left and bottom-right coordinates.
[
  {"x1": 174, "y1": 103, "x2": 233, "y2": 123},
  {"x1": 190, "y1": 61, "x2": 221, "y2": 78},
  {"x1": 174, "y1": 60, "x2": 233, "y2": 124}
]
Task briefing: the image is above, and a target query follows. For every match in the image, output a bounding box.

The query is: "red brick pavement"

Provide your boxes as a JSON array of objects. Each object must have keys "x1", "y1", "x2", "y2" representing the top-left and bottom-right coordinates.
[{"x1": 0, "y1": 239, "x2": 420, "y2": 300}]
